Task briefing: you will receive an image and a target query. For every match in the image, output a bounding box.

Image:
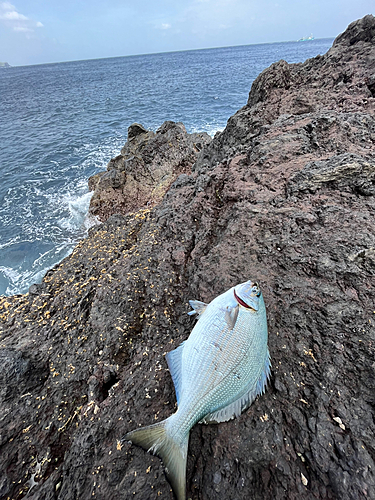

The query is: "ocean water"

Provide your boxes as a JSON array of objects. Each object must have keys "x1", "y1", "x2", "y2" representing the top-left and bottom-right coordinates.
[{"x1": 0, "y1": 38, "x2": 334, "y2": 296}]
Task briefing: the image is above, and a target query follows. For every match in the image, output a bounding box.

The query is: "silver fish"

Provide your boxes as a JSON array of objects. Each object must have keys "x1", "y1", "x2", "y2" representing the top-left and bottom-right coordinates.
[{"x1": 124, "y1": 280, "x2": 270, "y2": 500}]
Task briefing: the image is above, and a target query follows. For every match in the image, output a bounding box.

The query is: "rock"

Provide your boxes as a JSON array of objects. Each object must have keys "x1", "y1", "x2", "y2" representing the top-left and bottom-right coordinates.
[
  {"x1": 287, "y1": 153, "x2": 375, "y2": 196},
  {"x1": 28, "y1": 282, "x2": 47, "y2": 295},
  {"x1": 127, "y1": 123, "x2": 148, "y2": 139},
  {"x1": 193, "y1": 13, "x2": 375, "y2": 173},
  {"x1": 0, "y1": 349, "x2": 49, "y2": 402},
  {"x1": 1, "y1": 14, "x2": 375, "y2": 500},
  {"x1": 89, "y1": 121, "x2": 212, "y2": 220},
  {"x1": 333, "y1": 14, "x2": 375, "y2": 46}
]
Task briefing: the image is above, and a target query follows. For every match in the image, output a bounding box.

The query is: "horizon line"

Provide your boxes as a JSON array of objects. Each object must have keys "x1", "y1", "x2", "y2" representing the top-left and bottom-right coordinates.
[{"x1": 5, "y1": 36, "x2": 336, "y2": 69}]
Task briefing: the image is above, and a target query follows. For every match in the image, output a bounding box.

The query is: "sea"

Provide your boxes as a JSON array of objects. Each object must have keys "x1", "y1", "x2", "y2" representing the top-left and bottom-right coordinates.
[{"x1": 0, "y1": 38, "x2": 334, "y2": 296}]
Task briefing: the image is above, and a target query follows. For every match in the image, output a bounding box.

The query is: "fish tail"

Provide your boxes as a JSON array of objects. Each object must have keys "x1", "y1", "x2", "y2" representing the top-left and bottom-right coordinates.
[{"x1": 123, "y1": 418, "x2": 188, "y2": 500}]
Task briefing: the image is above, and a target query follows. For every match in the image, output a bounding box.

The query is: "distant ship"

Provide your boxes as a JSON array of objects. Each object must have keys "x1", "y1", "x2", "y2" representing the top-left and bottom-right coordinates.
[
  {"x1": 0, "y1": 62, "x2": 11, "y2": 68},
  {"x1": 298, "y1": 34, "x2": 315, "y2": 42}
]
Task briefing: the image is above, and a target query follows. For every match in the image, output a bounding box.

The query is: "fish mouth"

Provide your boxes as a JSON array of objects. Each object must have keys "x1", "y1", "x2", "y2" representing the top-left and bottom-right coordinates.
[
  {"x1": 233, "y1": 281, "x2": 260, "y2": 311},
  {"x1": 234, "y1": 289, "x2": 257, "y2": 310}
]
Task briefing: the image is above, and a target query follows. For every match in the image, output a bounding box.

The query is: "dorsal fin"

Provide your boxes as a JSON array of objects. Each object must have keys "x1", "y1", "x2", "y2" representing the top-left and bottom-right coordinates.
[{"x1": 188, "y1": 300, "x2": 208, "y2": 317}]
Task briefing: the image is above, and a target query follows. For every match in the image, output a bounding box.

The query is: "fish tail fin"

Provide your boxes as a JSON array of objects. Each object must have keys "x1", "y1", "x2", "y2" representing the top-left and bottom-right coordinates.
[{"x1": 123, "y1": 418, "x2": 188, "y2": 500}]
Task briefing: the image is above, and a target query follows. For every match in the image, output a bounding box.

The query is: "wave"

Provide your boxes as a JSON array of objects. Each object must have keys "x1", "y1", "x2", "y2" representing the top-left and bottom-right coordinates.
[
  {"x1": 0, "y1": 137, "x2": 121, "y2": 296},
  {"x1": 0, "y1": 187, "x2": 100, "y2": 296}
]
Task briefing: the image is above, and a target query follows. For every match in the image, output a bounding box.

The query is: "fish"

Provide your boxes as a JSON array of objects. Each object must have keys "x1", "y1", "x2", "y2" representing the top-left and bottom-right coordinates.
[{"x1": 123, "y1": 280, "x2": 270, "y2": 500}]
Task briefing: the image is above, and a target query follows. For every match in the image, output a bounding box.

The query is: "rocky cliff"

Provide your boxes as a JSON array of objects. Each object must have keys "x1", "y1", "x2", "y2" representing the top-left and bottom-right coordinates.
[
  {"x1": 1, "y1": 15, "x2": 375, "y2": 500},
  {"x1": 88, "y1": 122, "x2": 211, "y2": 221}
]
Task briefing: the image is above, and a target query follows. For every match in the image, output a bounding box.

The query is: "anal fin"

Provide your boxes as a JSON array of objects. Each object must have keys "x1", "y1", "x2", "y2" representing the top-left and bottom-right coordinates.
[
  {"x1": 200, "y1": 349, "x2": 271, "y2": 424},
  {"x1": 165, "y1": 342, "x2": 185, "y2": 405}
]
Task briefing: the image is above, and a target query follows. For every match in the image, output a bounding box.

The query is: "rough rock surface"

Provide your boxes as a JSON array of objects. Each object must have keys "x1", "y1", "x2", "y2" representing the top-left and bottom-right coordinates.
[
  {"x1": 89, "y1": 121, "x2": 211, "y2": 220},
  {"x1": 1, "y1": 15, "x2": 375, "y2": 500}
]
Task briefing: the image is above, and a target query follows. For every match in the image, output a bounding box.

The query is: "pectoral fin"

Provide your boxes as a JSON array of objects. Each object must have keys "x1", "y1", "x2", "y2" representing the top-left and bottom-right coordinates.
[
  {"x1": 224, "y1": 305, "x2": 239, "y2": 330},
  {"x1": 188, "y1": 300, "x2": 208, "y2": 317}
]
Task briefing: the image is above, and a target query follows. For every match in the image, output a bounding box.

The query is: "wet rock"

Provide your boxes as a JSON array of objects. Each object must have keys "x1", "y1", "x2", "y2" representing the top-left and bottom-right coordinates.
[{"x1": 28, "y1": 282, "x2": 47, "y2": 295}]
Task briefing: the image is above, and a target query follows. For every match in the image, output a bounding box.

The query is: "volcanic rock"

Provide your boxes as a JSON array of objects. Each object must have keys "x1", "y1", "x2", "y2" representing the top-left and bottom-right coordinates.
[
  {"x1": 89, "y1": 121, "x2": 212, "y2": 220},
  {"x1": 0, "y1": 14, "x2": 375, "y2": 500}
]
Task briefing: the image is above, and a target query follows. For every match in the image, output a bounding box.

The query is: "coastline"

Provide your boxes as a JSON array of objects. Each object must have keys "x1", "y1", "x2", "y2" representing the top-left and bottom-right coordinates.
[{"x1": 0, "y1": 15, "x2": 375, "y2": 500}]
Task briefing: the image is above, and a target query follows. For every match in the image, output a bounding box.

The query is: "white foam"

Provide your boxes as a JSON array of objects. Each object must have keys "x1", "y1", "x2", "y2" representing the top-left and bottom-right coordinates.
[
  {"x1": 0, "y1": 138, "x2": 119, "y2": 295},
  {"x1": 58, "y1": 190, "x2": 94, "y2": 231},
  {"x1": 0, "y1": 266, "x2": 22, "y2": 282},
  {"x1": 0, "y1": 247, "x2": 74, "y2": 296},
  {"x1": 84, "y1": 213, "x2": 101, "y2": 230},
  {"x1": 0, "y1": 236, "x2": 22, "y2": 251},
  {"x1": 189, "y1": 122, "x2": 225, "y2": 138}
]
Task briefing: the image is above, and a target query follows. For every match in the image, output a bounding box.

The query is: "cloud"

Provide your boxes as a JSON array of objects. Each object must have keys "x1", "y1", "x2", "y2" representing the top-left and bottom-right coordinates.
[
  {"x1": 0, "y1": 1, "x2": 43, "y2": 33},
  {"x1": 153, "y1": 21, "x2": 172, "y2": 31},
  {"x1": 13, "y1": 26, "x2": 32, "y2": 32},
  {"x1": 1, "y1": 2, "x2": 15, "y2": 10},
  {"x1": 0, "y1": 10, "x2": 28, "y2": 20}
]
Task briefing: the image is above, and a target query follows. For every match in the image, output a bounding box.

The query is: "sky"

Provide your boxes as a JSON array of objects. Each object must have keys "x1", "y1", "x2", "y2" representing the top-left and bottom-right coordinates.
[{"x1": 0, "y1": 0, "x2": 374, "y2": 66}]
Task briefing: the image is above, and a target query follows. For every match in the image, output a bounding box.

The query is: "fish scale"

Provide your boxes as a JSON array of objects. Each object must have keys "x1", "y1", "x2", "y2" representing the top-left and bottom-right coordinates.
[
  {"x1": 183, "y1": 307, "x2": 266, "y2": 409},
  {"x1": 190, "y1": 331, "x2": 262, "y2": 416},
  {"x1": 124, "y1": 279, "x2": 270, "y2": 500}
]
